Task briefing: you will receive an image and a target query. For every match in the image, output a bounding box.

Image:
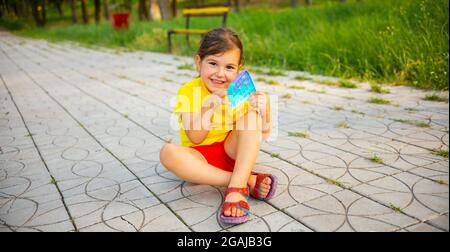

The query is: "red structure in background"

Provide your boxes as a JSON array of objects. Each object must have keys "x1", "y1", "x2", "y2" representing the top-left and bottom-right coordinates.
[{"x1": 112, "y1": 13, "x2": 129, "y2": 30}]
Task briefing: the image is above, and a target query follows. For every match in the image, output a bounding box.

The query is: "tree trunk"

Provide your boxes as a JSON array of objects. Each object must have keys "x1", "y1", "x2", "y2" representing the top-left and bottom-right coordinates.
[
  {"x1": 305, "y1": 0, "x2": 313, "y2": 6},
  {"x1": 138, "y1": 0, "x2": 149, "y2": 21},
  {"x1": 125, "y1": 0, "x2": 132, "y2": 12},
  {"x1": 103, "y1": 0, "x2": 110, "y2": 19},
  {"x1": 70, "y1": 0, "x2": 77, "y2": 23},
  {"x1": 94, "y1": 0, "x2": 101, "y2": 23},
  {"x1": 157, "y1": 0, "x2": 166, "y2": 20},
  {"x1": 291, "y1": 0, "x2": 298, "y2": 8},
  {"x1": 54, "y1": 0, "x2": 63, "y2": 16},
  {"x1": 41, "y1": 0, "x2": 46, "y2": 26},
  {"x1": 31, "y1": 0, "x2": 46, "y2": 27},
  {"x1": 81, "y1": 0, "x2": 89, "y2": 24}
]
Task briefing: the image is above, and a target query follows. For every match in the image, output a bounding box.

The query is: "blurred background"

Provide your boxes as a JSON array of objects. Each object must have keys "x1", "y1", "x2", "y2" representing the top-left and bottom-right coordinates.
[{"x1": 0, "y1": 0, "x2": 448, "y2": 91}]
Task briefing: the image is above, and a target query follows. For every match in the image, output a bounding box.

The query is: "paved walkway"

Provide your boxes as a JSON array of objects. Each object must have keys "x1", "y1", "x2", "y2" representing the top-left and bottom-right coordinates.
[{"x1": 0, "y1": 31, "x2": 448, "y2": 232}]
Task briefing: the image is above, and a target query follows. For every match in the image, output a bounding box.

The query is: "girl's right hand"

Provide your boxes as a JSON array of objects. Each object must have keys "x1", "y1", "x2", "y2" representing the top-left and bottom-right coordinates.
[{"x1": 202, "y1": 89, "x2": 228, "y2": 110}]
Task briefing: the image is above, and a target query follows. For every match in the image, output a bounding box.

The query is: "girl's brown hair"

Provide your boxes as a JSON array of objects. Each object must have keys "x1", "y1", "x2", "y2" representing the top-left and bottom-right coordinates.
[{"x1": 196, "y1": 28, "x2": 244, "y2": 65}]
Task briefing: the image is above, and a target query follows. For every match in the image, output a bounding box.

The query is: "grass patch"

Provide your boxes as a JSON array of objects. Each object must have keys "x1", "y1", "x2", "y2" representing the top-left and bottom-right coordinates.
[
  {"x1": 288, "y1": 131, "x2": 309, "y2": 138},
  {"x1": 370, "y1": 83, "x2": 390, "y2": 94},
  {"x1": 326, "y1": 178, "x2": 345, "y2": 188},
  {"x1": 423, "y1": 94, "x2": 449, "y2": 102},
  {"x1": 389, "y1": 203, "x2": 403, "y2": 213},
  {"x1": 431, "y1": 148, "x2": 449, "y2": 158},
  {"x1": 281, "y1": 93, "x2": 292, "y2": 99},
  {"x1": 393, "y1": 118, "x2": 430, "y2": 128},
  {"x1": 339, "y1": 80, "x2": 358, "y2": 89},
  {"x1": 316, "y1": 79, "x2": 338, "y2": 86},
  {"x1": 177, "y1": 63, "x2": 195, "y2": 70},
  {"x1": 289, "y1": 85, "x2": 305, "y2": 90},
  {"x1": 270, "y1": 153, "x2": 280, "y2": 158},
  {"x1": 266, "y1": 69, "x2": 287, "y2": 76},
  {"x1": 309, "y1": 89, "x2": 326, "y2": 94},
  {"x1": 368, "y1": 97, "x2": 391, "y2": 105},
  {"x1": 369, "y1": 154, "x2": 384, "y2": 164},
  {"x1": 332, "y1": 106, "x2": 344, "y2": 111},
  {"x1": 257, "y1": 77, "x2": 280, "y2": 86},
  {"x1": 336, "y1": 122, "x2": 350, "y2": 129},
  {"x1": 351, "y1": 109, "x2": 365, "y2": 115},
  {"x1": 294, "y1": 75, "x2": 311, "y2": 81},
  {"x1": 436, "y1": 179, "x2": 448, "y2": 185}
]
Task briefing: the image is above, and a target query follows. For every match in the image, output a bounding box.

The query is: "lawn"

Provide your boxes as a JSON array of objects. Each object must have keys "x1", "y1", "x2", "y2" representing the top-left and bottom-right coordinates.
[{"x1": 1, "y1": 0, "x2": 448, "y2": 90}]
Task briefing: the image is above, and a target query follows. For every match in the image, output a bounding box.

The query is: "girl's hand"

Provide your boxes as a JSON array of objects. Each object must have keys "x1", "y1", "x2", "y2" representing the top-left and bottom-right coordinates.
[
  {"x1": 202, "y1": 89, "x2": 228, "y2": 110},
  {"x1": 248, "y1": 91, "x2": 269, "y2": 116}
]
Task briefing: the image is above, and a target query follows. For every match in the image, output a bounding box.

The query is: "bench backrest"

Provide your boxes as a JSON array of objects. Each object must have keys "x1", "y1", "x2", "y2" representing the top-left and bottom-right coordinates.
[{"x1": 182, "y1": 6, "x2": 230, "y2": 17}]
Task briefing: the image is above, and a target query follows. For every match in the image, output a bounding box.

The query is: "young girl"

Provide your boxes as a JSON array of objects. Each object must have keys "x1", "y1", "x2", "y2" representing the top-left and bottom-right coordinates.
[{"x1": 160, "y1": 28, "x2": 277, "y2": 224}]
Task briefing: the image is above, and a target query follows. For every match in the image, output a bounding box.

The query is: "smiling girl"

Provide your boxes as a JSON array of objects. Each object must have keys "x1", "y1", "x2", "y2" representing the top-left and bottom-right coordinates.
[{"x1": 159, "y1": 28, "x2": 277, "y2": 224}]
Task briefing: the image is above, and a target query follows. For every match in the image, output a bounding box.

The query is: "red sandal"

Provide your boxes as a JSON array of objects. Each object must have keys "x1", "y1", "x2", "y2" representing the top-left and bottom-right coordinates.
[
  {"x1": 249, "y1": 173, "x2": 278, "y2": 200},
  {"x1": 219, "y1": 187, "x2": 250, "y2": 224}
]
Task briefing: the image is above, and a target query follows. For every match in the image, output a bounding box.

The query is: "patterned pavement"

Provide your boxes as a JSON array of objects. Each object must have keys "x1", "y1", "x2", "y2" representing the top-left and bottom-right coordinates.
[{"x1": 0, "y1": 31, "x2": 448, "y2": 232}]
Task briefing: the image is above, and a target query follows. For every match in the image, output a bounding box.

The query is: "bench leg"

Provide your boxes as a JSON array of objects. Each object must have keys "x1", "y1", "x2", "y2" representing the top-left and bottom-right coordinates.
[{"x1": 168, "y1": 31, "x2": 173, "y2": 53}]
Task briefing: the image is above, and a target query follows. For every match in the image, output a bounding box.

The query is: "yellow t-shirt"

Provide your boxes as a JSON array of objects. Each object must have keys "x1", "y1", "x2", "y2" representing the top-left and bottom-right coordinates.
[{"x1": 174, "y1": 77, "x2": 248, "y2": 147}]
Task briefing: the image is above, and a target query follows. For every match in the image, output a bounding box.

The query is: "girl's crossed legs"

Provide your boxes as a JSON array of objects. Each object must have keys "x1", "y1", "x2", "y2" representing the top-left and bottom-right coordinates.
[{"x1": 159, "y1": 110, "x2": 272, "y2": 218}]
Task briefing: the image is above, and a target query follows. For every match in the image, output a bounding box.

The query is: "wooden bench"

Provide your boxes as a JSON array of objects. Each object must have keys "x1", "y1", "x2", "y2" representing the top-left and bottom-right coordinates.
[{"x1": 167, "y1": 6, "x2": 231, "y2": 53}]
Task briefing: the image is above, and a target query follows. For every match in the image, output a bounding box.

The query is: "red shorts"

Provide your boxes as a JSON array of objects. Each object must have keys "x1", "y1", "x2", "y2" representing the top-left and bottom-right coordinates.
[{"x1": 191, "y1": 132, "x2": 235, "y2": 172}]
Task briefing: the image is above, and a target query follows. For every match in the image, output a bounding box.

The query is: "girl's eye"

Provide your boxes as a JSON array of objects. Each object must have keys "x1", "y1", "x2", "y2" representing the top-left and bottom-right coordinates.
[
  {"x1": 208, "y1": 62, "x2": 217, "y2": 66},
  {"x1": 226, "y1": 66, "x2": 235, "y2": 70}
]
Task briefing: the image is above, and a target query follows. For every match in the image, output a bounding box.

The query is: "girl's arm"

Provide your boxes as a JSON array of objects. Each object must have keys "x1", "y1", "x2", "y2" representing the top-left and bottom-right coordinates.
[
  {"x1": 249, "y1": 91, "x2": 272, "y2": 140},
  {"x1": 181, "y1": 90, "x2": 227, "y2": 145}
]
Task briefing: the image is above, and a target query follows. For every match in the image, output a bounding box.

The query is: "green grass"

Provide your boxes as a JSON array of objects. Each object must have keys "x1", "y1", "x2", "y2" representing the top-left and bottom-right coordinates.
[
  {"x1": 177, "y1": 63, "x2": 195, "y2": 70},
  {"x1": 309, "y1": 89, "x2": 326, "y2": 94},
  {"x1": 289, "y1": 85, "x2": 305, "y2": 90},
  {"x1": 2, "y1": 0, "x2": 448, "y2": 90},
  {"x1": 393, "y1": 118, "x2": 431, "y2": 128},
  {"x1": 336, "y1": 122, "x2": 350, "y2": 128},
  {"x1": 288, "y1": 131, "x2": 309, "y2": 138},
  {"x1": 326, "y1": 178, "x2": 345, "y2": 187},
  {"x1": 431, "y1": 148, "x2": 449, "y2": 158},
  {"x1": 271, "y1": 153, "x2": 280, "y2": 158},
  {"x1": 423, "y1": 94, "x2": 449, "y2": 102},
  {"x1": 370, "y1": 83, "x2": 391, "y2": 94},
  {"x1": 256, "y1": 77, "x2": 279, "y2": 85},
  {"x1": 294, "y1": 75, "x2": 312, "y2": 81},
  {"x1": 339, "y1": 80, "x2": 358, "y2": 88},
  {"x1": 368, "y1": 97, "x2": 391, "y2": 105},
  {"x1": 281, "y1": 93, "x2": 292, "y2": 99},
  {"x1": 389, "y1": 203, "x2": 403, "y2": 213},
  {"x1": 369, "y1": 154, "x2": 384, "y2": 164},
  {"x1": 332, "y1": 106, "x2": 344, "y2": 111}
]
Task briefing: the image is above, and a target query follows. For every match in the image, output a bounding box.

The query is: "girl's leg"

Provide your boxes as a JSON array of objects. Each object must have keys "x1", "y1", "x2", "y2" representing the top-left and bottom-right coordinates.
[
  {"x1": 160, "y1": 143, "x2": 233, "y2": 186},
  {"x1": 222, "y1": 110, "x2": 272, "y2": 217}
]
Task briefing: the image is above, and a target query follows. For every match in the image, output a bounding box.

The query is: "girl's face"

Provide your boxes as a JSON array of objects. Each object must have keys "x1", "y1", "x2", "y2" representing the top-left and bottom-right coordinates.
[{"x1": 195, "y1": 48, "x2": 242, "y2": 93}]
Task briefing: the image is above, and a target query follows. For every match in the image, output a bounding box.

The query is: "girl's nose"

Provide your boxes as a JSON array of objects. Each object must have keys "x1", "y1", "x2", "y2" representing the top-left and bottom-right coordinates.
[{"x1": 216, "y1": 67, "x2": 225, "y2": 78}]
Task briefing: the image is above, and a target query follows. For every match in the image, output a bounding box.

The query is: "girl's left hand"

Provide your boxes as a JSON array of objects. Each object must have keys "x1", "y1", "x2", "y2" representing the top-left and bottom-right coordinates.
[{"x1": 248, "y1": 91, "x2": 268, "y2": 116}]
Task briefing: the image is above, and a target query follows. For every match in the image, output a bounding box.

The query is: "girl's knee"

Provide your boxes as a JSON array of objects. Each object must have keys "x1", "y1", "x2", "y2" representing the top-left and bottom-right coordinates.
[{"x1": 160, "y1": 143, "x2": 176, "y2": 166}]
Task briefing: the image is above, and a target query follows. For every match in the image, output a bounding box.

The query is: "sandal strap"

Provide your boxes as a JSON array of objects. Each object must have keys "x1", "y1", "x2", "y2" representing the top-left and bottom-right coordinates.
[
  {"x1": 222, "y1": 187, "x2": 251, "y2": 217},
  {"x1": 225, "y1": 187, "x2": 249, "y2": 198},
  {"x1": 222, "y1": 201, "x2": 250, "y2": 216}
]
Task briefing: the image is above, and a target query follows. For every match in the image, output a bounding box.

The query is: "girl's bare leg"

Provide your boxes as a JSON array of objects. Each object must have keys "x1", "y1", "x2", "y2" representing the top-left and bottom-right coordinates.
[
  {"x1": 160, "y1": 144, "x2": 232, "y2": 186},
  {"x1": 222, "y1": 110, "x2": 272, "y2": 217}
]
